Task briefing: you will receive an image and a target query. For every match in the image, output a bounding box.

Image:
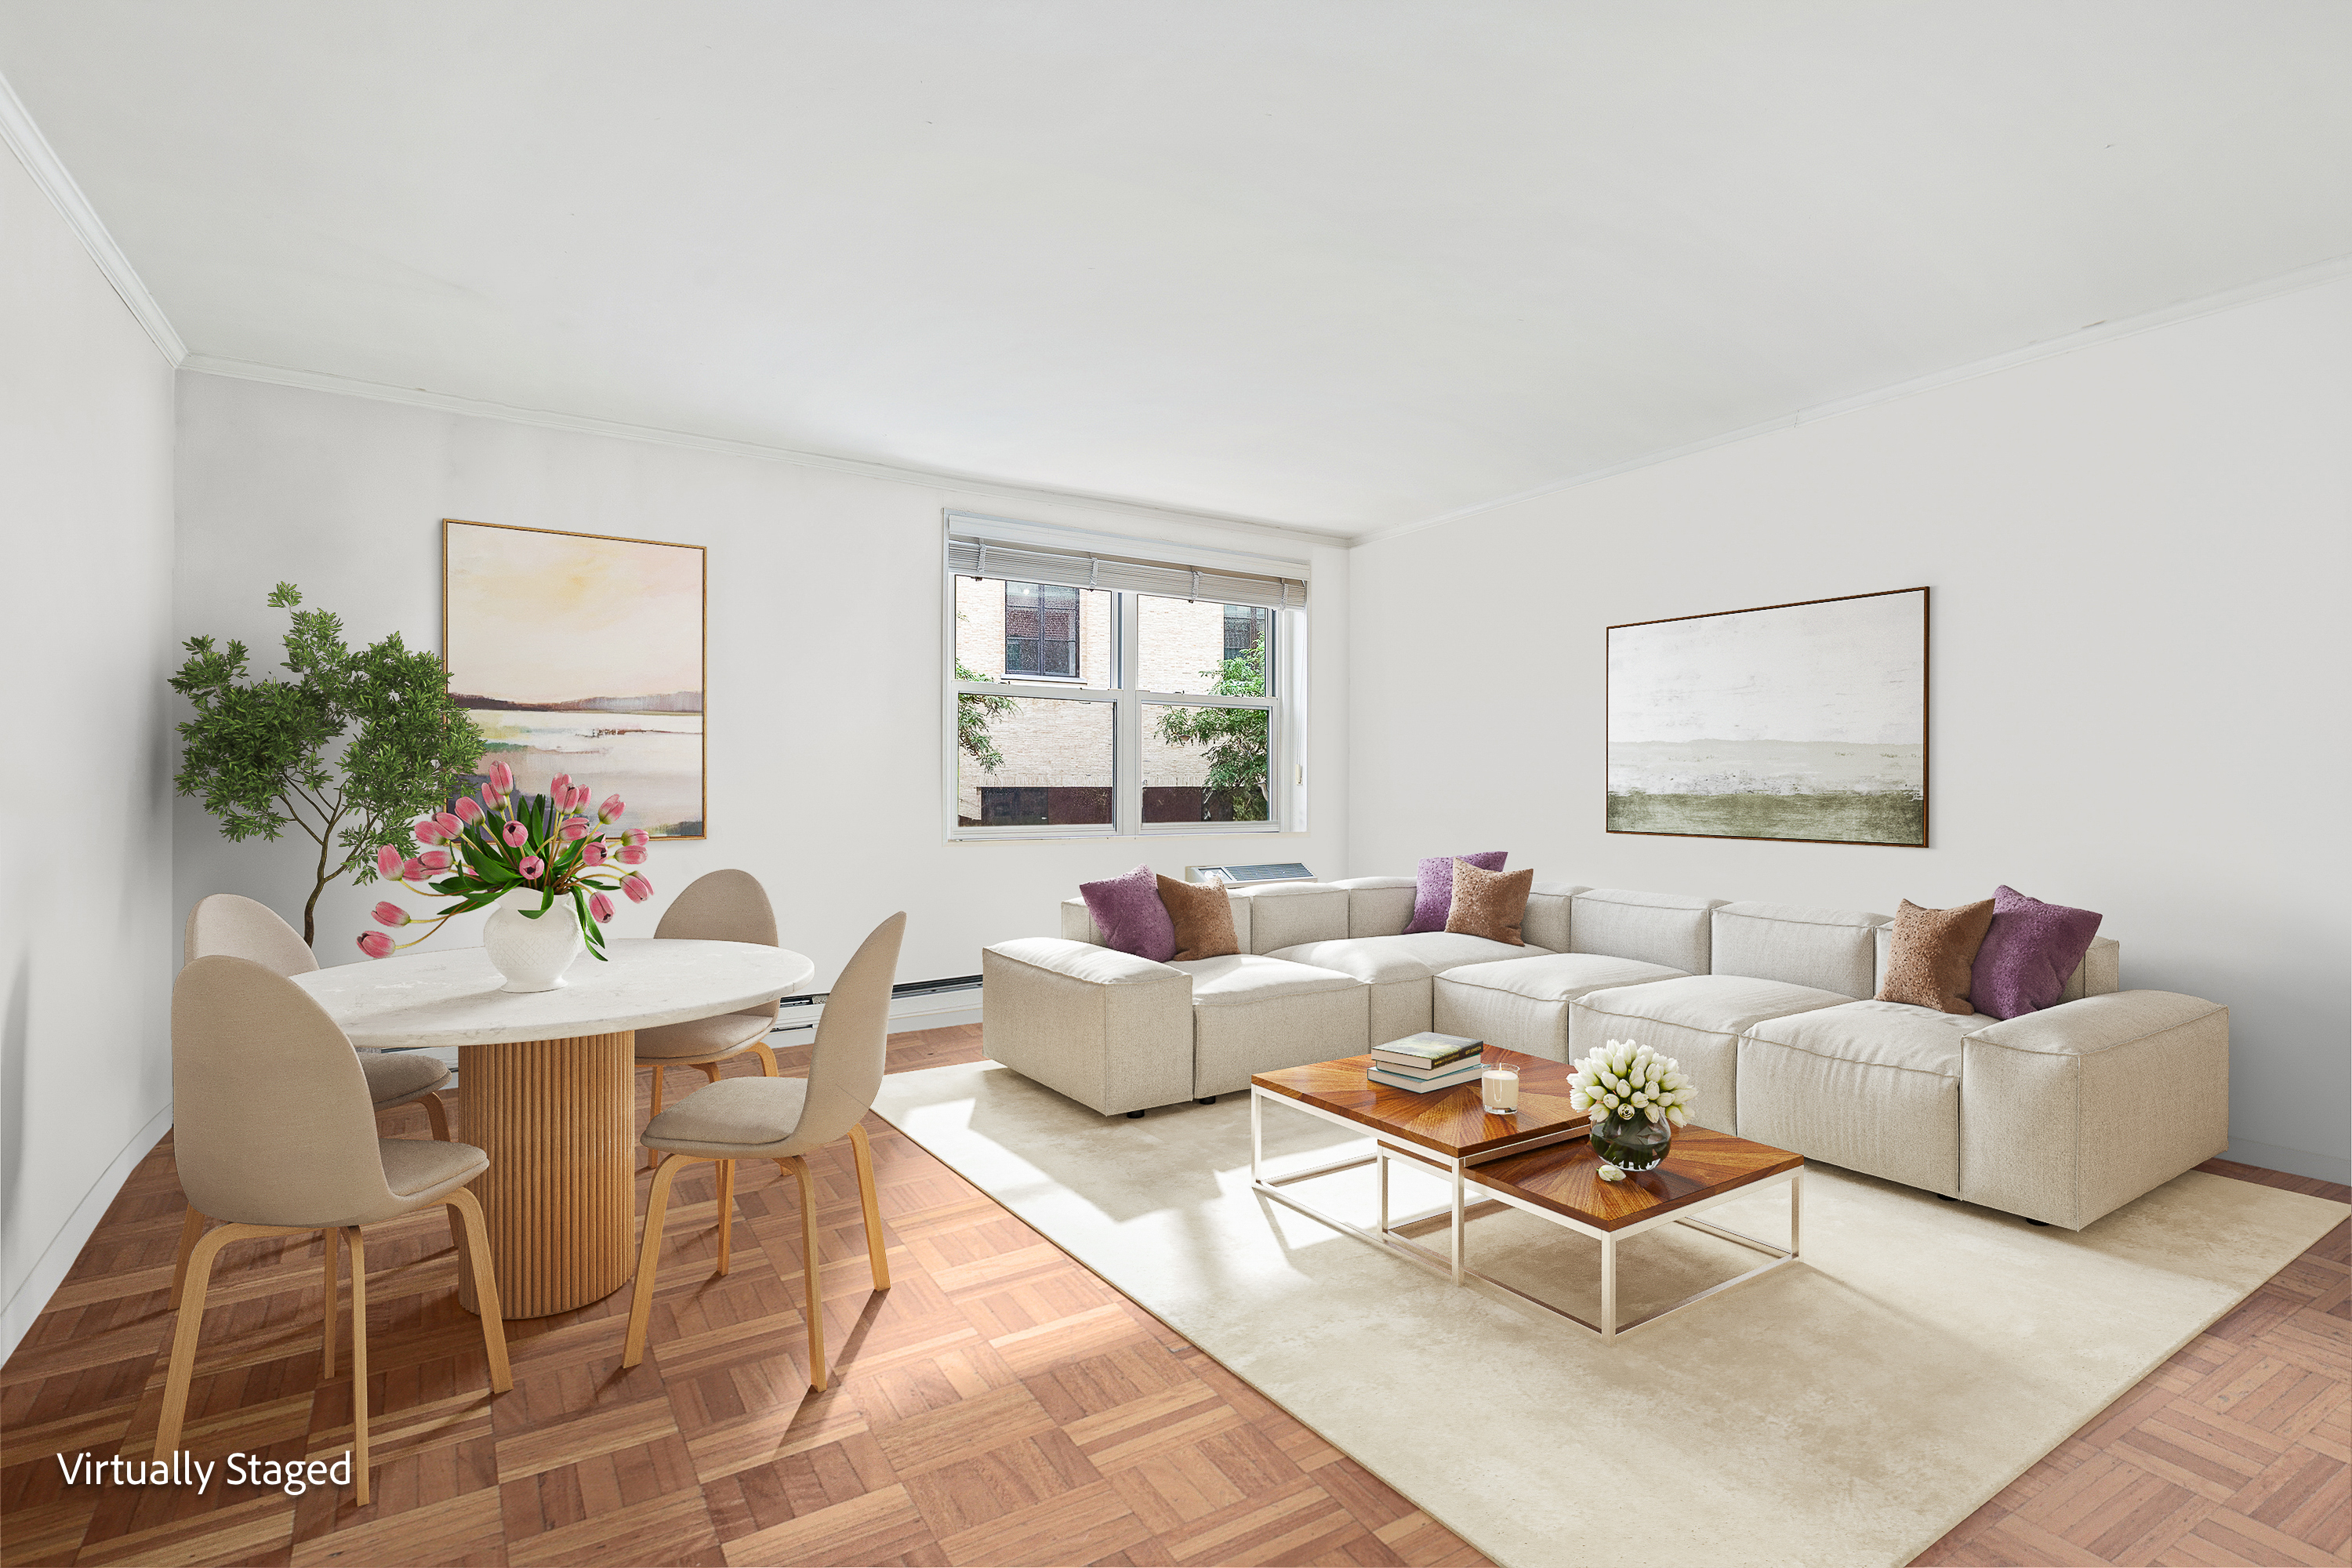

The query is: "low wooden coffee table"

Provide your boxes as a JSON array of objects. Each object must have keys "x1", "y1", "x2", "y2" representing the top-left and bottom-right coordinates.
[
  {"x1": 1463, "y1": 1127, "x2": 1802, "y2": 1341},
  {"x1": 1250, "y1": 1047, "x2": 1588, "y2": 1284}
]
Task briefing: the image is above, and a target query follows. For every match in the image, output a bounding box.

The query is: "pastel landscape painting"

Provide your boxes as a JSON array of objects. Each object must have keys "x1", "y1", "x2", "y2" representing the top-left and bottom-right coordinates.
[
  {"x1": 444, "y1": 520, "x2": 706, "y2": 837},
  {"x1": 1607, "y1": 588, "x2": 1927, "y2": 846}
]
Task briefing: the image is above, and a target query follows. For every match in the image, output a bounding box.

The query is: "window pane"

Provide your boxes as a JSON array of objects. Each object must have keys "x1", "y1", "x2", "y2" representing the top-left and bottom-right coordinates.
[
  {"x1": 1144, "y1": 702, "x2": 1271, "y2": 823},
  {"x1": 955, "y1": 576, "x2": 1110, "y2": 687},
  {"x1": 956, "y1": 695, "x2": 1113, "y2": 828},
  {"x1": 1138, "y1": 595, "x2": 1270, "y2": 695}
]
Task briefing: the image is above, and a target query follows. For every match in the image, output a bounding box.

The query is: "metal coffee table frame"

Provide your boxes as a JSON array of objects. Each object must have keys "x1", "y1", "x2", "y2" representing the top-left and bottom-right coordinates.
[
  {"x1": 1247, "y1": 1082, "x2": 1584, "y2": 1286},
  {"x1": 1379, "y1": 1138, "x2": 1802, "y2": 1341}
]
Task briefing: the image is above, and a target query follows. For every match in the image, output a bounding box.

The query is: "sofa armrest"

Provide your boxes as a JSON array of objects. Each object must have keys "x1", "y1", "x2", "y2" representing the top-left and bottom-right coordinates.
[
  {"x1": 981, "y1": 939, "x2": 1194, "y2": 1116},
  {"x1": 1959, "y1": 990, "x2": 2228, "y2": 1229}
]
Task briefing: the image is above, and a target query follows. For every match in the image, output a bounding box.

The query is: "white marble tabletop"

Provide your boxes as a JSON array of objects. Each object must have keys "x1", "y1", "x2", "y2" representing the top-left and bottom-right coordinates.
[{"x1": 290, "y1": 938, "x2": 815, "y2": 1049}]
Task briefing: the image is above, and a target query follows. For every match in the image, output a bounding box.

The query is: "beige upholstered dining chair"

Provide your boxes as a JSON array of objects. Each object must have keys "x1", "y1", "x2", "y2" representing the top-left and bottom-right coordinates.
[
  {"x1": 622, "y1": 912, "x2": 904, "y2": 1390},
  {"x1": 161, "y1": 956, "x2": 512, "y2": 1505},
  {"x1": 185, "y1": 895, "x2": 454, "y2": 1138},
  {"x1": 635, "y1": 869, "x2": 786, "y2": 1134}
]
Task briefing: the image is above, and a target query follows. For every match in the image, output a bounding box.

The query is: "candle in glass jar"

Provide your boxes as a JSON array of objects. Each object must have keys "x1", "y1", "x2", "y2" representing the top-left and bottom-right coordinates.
[{"x1": 1480, "y1": 1062, "x2": 1519, "y2": 1115}]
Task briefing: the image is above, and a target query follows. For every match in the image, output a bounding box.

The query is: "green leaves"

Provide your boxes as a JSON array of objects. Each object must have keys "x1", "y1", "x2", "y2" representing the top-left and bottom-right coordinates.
[
  {"x1": 172, "y1": 584, "x2": 487, "y2": 944},
  {"x1": 1152, "y1": 644, "x2": 1271, "y2": 822},
  {"x1": 955, "y1": 661, "x2": 1015, "y2": 772}
]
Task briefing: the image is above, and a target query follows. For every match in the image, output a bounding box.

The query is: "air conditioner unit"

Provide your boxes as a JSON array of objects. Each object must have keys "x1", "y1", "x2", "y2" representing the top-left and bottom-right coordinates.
[{"x1": 1184, "y1": 862, "x2": 1314, "y2": 886}]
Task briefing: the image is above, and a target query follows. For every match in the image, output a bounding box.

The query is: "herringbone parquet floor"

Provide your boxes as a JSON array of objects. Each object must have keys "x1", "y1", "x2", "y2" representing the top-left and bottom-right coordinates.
[{"x1": 1, "y1": 1023, "x2": 2342, "y2": 1567}]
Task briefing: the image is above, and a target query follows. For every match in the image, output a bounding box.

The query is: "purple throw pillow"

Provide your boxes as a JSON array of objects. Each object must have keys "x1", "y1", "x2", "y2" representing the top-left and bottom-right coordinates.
[
  {"x1": 1970, "y1": 884, "x2": 2103, "y2": 1020},
  {"x1": 1080, "y1": 863, "x2": 1176, "y2": 962},
  {"x1": 1404, "y1": 851, "x2": 1507, "y2": 933}
]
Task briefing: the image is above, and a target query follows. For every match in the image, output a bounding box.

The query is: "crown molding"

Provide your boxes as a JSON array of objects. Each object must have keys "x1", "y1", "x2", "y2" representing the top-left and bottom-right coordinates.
[
  {"x1": 0, "y1": 66, "x2": 186, "y2": 366},
  {"x1": 1353, "y1": 252, "x2": 2352, "y2": 548},
  {"x1": 178, "y1": 352, "x2": 1356, "y2": 551}
]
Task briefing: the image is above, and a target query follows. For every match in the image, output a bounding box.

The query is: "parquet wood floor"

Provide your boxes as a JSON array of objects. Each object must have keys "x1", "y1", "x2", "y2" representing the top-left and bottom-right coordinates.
[
  {"x1": 0, "y1": 1027, "x2": 1487, "y2": 1568},
  {"x1": 1914, "y1": 1158, "x2": 2350, "y2": 1568},
  {"x1": 2, "y1": 1025, "x2": 2341, "y2": 1567}
]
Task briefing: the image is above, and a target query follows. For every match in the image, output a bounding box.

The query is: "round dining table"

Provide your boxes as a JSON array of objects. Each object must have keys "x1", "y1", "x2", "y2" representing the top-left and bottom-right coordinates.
[{"x1": 293, "y1": 938, "x2": 814, "y2": 1318}]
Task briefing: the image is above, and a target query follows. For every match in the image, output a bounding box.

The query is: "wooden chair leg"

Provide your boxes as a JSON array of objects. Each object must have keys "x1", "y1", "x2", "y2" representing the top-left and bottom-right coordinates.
[
  {"x1": 643, "y1": 1066, "x2": 666, "y2": 1170},
  {"x1": 779, "y1": 1155, "x2": 826, "y2": 1390},
  {"x1": 321, "y1": 1228, "x2": 341, "y2": 1377},
  {"x1": 698, "y1": 1060, "x2": 721, "y2": 1083},
  {"x1": 171, "y1": 1206, "x2": 209, "y2": 1308},
  {"x1": 444, "y1": 1188, "x2": 512, "y2": 1392},
  {"x1": 622, "y1": 1154, "x2": 689, "y2": 1368},
  {"x1": 752, "y1": 1041, "x2": 779, "y2": 1076},
  {"x1": 347, "y1": 1227, "x2": 371, "y2": 1507},
  {"x1": 715, "y1": 1159, "x2": 735, "y2": 1276},
  {"x1": 155, "y1": 1221, "x2": 267, "y2": 1461},
  {"x1": 421, "y1": 1091, "x2": 452, "y2": 1142},
  {"x1": 848, "y1": 1123, "x2": 890, "y2": 1290}
]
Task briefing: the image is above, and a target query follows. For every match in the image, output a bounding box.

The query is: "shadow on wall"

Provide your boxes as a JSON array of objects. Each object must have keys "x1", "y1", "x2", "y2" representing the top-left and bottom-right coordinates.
[{"x1": 2, "y1": 954, "x2": 27, "y2": 1250}]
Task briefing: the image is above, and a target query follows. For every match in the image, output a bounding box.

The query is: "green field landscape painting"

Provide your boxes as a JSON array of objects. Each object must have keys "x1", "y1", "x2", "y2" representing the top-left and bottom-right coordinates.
[{"x1": 1606, "y1": 589, "x2": 1928, "y2": 846}]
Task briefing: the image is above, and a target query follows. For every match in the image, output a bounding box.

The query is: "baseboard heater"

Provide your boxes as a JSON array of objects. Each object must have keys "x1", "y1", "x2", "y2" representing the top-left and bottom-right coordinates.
[{"x1": 771, "y1": 974, "x2": 982, "y2": 1033}]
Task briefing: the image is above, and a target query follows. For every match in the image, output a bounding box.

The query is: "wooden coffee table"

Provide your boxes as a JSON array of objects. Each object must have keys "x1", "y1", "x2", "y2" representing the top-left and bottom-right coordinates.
[
  {"x1": 1250, "y1": 1047, "x2": 1589, "y2": 1285},
  {"x1": 1462, "y1": 1127, "x2": 1802, "y2": 1341}
]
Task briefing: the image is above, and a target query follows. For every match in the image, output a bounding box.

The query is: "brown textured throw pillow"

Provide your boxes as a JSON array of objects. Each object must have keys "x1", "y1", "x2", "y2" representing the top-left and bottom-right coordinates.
[
  {"x1": 1445, "y1": 862, "x2": 1534, "y2": 946},
  {"x1": 1877, "y1": 898, "x2": 1998, "y2": 1014},
  {"x1": 1156, "y1": 875, "x2": 1240, "y2": 961}
]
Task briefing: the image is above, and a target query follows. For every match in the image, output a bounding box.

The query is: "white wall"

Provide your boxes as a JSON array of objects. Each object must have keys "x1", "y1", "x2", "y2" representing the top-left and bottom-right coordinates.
[
  {"x1": 172, "y1": 375, "x2": 1348, "y2": 1001},
  {"x1": 0, "y1": 148, "x2": 178, "y2": 1348},
  {"x1": 1348, "y1": 278, "x2": 2351, "y2": 1182}
]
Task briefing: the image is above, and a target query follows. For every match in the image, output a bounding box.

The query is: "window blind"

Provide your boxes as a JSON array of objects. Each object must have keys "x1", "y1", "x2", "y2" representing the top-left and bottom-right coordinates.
[{"x1": 946, "y1": 535, "x2": 1308, "y2": 610}]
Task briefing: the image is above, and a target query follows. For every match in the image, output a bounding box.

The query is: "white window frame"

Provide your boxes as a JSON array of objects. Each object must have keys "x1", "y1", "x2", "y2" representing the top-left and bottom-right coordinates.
[{"x1": 942, "y1": 521, "x2": 1305, "y2": 842}]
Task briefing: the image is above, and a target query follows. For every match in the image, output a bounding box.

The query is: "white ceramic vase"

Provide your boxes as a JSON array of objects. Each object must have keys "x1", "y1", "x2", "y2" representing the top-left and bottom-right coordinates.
[{"x1": 482, "y1": 887, "x2": 584, "y2": 993}]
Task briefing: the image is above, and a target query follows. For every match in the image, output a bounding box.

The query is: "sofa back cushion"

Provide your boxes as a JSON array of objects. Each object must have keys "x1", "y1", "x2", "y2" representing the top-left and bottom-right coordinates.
[
  {"x1": 1330, "y1": 877, "x2": 1416, "y2": 938},
  {"x1": 1877, "y1": 927, "x2": 2119, "y2": 1003},
  {"x1": 1711, "y1": 901, "x2": 1890, "y2": 997},
  {"x1": 1570, "y1": 888, "x2": 1723, "y2": 972},
  {"x1": 1525, "y1": 883, "x2": 1581, "y2": 953},
  {"x1": 1237, "y1": 883, "x2": 1348, "y2": 953},
  {"x1": 1061, "y1": 896, "x2": 1103, "y2": 946}
]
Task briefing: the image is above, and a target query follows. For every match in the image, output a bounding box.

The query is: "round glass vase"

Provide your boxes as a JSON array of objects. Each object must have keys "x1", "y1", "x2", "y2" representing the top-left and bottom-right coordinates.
[{"x1": 1590, "y1": 1109, "x2": 1671, "y2": 1172}]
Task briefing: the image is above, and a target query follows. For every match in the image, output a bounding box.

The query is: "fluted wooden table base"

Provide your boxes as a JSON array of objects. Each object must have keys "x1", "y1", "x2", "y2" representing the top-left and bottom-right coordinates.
[{"x1": 456, "y1": 1029, "x2": 636, "y2": 1318}]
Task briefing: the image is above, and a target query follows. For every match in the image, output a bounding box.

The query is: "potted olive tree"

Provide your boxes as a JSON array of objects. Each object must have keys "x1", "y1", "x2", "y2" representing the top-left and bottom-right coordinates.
[{"x1": 171, "y1": 583, "x2": 487, "y2": 945}]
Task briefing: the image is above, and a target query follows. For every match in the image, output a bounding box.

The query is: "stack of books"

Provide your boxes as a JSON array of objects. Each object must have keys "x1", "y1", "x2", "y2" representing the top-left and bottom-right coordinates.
[{"x1": 1367, "y1": 1032, "x2": 1487, "y2": 1093}]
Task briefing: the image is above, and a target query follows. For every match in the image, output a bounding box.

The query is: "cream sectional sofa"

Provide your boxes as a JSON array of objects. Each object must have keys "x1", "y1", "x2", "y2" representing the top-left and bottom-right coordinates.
[{"x1": 979, "y1": 875, "x2": 2230, "y2": 1230}]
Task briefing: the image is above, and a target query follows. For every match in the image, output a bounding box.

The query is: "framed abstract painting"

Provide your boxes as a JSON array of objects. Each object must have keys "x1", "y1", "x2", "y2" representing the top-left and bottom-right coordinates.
[
  {"x1": 1606, "y1": 586, "x2": 1928, "y2": 847},
  {"x1": 443, "y1": 519, "x2": 707, "y2": 838}
]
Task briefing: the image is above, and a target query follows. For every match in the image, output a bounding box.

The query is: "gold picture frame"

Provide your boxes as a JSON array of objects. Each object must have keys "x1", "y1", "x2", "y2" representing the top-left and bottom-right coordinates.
[{"x1": 441, "y1": 518, "x2": 708, "y2": 839}]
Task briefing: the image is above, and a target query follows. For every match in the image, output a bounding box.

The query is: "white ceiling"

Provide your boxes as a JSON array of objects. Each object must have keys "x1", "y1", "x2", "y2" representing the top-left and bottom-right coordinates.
[{"x1": 4, "y1": 2, "x2": 2347, "y2": 535}]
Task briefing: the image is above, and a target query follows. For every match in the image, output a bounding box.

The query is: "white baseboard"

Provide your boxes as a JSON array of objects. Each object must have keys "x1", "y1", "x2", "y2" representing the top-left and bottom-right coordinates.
[
  {"x1": 1, "y1": 1098, "x2": 175, "y2": 1364},
  {"x1": 770, "y1": 991, "x2": 982, "y2": 1045}
]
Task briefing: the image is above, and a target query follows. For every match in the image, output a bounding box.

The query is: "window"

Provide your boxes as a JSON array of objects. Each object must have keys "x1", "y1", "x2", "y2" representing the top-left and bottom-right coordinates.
[
  {"x1": 946, "y1": 522, "x2": 1305, "y2": 838},
  {"x1": 1004, "y1": 581, "x2": 1080, "y2": 678}
]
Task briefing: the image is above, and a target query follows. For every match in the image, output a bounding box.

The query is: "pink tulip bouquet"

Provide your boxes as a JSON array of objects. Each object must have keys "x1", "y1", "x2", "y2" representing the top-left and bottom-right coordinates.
[{"x1": 358, "y1": 761, "x2": 654, "y2": 960}]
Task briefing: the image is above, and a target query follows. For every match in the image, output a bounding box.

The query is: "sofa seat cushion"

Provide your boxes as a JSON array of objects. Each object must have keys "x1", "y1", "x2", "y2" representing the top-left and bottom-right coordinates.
[
  {"x1": 1736, "y1": 1000, "x2": 1981, "y2": 1196},
  {"x1": 1178, "y1": 958, "x2": 1371, "y2": 1098},
  {"x1": 1744, "y1": 998, "x2": 1986, "y2": 1076},
  {"x1": 1170, "y1": 953, "x2": 1361, "y2": 1006},
  {"x1": 1270, "y1": 933, "x2": 1554, "y2": 984},
  {"x1": 1577, "y1": 974, "x2": 1854, "y2": 1040},
  {"x1": 1442, "y1": 953, "x2": 1689, "y2": 1004},
  {"x1": 1431, "y1": 953, "x2": 1691, "y2": 1064},
  {"x1": 1569, "y1": 975, "x2": 1853, "y2": 1134}
]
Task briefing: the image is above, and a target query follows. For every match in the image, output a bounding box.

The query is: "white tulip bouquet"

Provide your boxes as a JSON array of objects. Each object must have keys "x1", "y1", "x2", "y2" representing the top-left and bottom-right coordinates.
[
  {"x1": 1568, "y1": 1039, "x2": 1694, "y2": 1126},
  {"x1": 1569, "y1": 1039, "x2": 1693, "y2": 1178}
]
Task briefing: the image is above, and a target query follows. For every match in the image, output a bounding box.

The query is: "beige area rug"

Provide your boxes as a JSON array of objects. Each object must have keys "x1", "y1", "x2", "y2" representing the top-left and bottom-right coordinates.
[{"x1": 871, "y1": 1062, "x2": 2347, "y2": 1568}]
